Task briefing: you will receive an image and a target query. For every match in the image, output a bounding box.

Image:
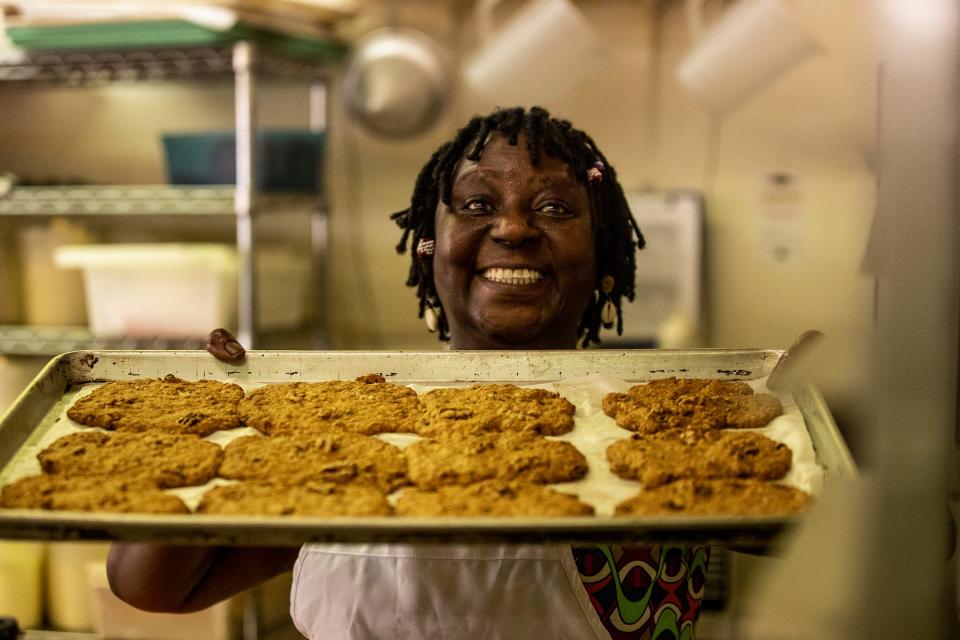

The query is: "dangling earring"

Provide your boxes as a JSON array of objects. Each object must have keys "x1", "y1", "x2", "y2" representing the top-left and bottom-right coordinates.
[
  {"x1": 424, "y1": 297, "x2": 442, "y2": 333},
  {"x1": 600, "y1": 275, "x2": 616, "y2": 329}
]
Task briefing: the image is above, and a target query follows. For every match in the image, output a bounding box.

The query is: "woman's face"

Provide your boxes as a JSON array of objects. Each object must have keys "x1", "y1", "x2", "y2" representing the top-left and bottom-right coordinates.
[{"x1": 433, "y1": 134, "x2": 596, "y2": 349}]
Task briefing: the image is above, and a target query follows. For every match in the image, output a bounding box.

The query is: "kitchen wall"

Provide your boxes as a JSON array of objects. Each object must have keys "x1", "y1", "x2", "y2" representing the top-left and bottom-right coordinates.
[
  {"x1": 322, "y1": 0, "x2": 879, "y2": 454},
  {"x1": 0, "y1": 0, "x2": 878, "y2": 453}
]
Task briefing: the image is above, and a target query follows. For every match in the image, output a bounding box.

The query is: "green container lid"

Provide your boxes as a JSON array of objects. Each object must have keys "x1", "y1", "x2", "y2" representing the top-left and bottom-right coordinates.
[{"x1": 6, "y1": 19, "x2": 347, "y2": 63}]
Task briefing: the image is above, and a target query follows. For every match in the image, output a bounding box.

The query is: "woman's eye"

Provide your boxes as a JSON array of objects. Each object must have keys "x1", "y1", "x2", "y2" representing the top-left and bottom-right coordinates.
[
  {"x1": 538, "y1": 202, "x2": 574, "y2": 218},
  {"x1": 461, "y1": 198, "x2": 492, "y2": 214}
]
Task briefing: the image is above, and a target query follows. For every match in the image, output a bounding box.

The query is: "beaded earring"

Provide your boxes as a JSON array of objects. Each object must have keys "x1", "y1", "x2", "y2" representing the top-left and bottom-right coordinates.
[
  {"x1": 587, "y1": 160, "x2": 604, "y2": 183},
  {"x1": 600, "y1": 275, "x2": 615, "y2": 328},
  {"x1": 416, "y1": 238, "x2": 435, "y2": 257}
]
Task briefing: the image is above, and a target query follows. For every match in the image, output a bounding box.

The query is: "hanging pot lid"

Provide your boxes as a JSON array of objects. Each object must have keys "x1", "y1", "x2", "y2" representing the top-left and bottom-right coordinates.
[{"x1": 341, "y1": 27, "x2": 450, "y2": 139}]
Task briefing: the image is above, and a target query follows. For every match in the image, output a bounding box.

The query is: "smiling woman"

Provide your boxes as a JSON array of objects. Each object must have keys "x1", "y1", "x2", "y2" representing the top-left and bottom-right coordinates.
[
  {"x1": 107, "y1": 108, "x2": 709, "y2": 640},
  {"x1": 391, "y1": 105, "x2": 645, "y2": 349}
]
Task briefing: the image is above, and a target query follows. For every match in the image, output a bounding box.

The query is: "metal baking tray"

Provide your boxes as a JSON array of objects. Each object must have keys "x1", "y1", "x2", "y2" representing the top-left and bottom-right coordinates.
[{"x1": 0, "y1": 349, "x2": 856, "y2": 547}]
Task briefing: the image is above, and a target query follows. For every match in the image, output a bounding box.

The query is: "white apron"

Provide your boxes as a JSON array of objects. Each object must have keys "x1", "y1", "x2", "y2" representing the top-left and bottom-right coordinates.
[{"x1": 290, "y1": 542, "x2": 609, "y2": 640}]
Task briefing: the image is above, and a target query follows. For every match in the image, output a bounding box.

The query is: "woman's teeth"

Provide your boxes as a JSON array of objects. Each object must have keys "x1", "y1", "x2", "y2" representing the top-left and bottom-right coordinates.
[{"x1": 481, "y1": 268, "x2": 544, "y2": 285}]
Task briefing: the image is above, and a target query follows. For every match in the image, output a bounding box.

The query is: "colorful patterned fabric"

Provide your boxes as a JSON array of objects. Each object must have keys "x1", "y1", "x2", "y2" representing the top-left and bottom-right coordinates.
[{"x1": 572, "y1": 544, "x2": 710, "y2": 640}]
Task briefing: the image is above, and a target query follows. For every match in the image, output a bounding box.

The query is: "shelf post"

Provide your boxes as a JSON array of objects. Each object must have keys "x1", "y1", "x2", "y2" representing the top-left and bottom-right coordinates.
[
  {"x1": 233, "y1": 41, "x2": 258, "y2": 348},
  {"x1": 309, "y1": 77, "x2": 330, "y2": 348}
]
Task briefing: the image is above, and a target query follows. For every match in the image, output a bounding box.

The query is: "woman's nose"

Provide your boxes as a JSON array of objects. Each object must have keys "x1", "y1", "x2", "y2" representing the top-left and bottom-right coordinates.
[{"x1": 490, "y1": 206, "x2": 538, "y2": 246}]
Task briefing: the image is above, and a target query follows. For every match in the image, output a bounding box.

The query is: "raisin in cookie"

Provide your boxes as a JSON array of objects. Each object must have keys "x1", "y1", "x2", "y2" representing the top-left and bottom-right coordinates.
[
  {"x1": 219, "y1": 432, "x2": 408, "y2": 492},
  {"x1": 38, "y1": 430, "x2": 223, "y2": 488},
  {"x1": 417, "y1": 384, "x2": 575, "y2": 438},
  {"x1": 396, "y1": 480, "x2": 594, "y2": 517},
  {"x1": 606, "y1": 429, "x2": 792, "y2": 487},
  {"x1": 66, "y1": 374, "x2": 243, "y2": 437}
]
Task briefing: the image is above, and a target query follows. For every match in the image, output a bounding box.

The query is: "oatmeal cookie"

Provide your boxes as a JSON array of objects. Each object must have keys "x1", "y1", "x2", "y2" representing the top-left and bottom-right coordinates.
[
  {"x1": 219, "y1": 432, "x2": 408, "y2": 492},
  {"x1": 239, "y1": 377, "x2": 420, "y2": 436},
  {"x1": 38, "y1": 431, "x2": 223, "y2": 488},
  {"x1": 417, "y1": 384, "x2": 576, "y2": 438},
  {"x1": 405, "y1": 431, "x2": 587, "y2": 488},
  {"x1": 606, "y1": 429, "x2": 792, "y2": 487},
  {"x1": 396, "y1": 480, "x2": 594, "y2": 517},
  {"x1": 602, "y1": 377, "x2": 782, "y2": 434},
  {"x1": 613, "y1": 478, "x2": 810, "y2": 517},
  {"x1": 66, "y1": 374, "x2": 243, "y2": 437},
  {"x1": 0, "y1": 475, "x2": 188, "y2": 513},
  {"x1": 196, "y1": 480, "x2": 392, "y2": 516}
]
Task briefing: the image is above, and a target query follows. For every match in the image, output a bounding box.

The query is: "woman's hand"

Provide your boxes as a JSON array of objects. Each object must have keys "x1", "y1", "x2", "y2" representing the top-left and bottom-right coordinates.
[
  {"x1": 107, "y1": 544, "x2": 298, "y2": 613},
  {"x1": 206, "y1": 328, "x2": 246, "y2": 363}
]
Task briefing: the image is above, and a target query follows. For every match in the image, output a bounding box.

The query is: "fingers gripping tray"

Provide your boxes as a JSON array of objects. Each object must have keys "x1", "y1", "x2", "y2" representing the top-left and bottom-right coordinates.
[{"x1": 0, "y1": 350, "x2": 855, "y2": 547}]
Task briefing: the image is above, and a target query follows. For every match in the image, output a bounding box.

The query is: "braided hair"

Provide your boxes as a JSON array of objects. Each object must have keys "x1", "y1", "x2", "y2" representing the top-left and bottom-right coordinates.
[{"x1": 390, "y1": 106, "x2": 644, "y2": 347}]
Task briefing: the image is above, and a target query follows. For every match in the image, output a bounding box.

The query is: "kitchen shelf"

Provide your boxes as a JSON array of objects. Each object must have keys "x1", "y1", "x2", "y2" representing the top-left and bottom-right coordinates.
[
  {"x1": 0, "y1": 45, "x2": 334, "y2": 87},
  {"x1": 0, "y1": 185, "x2": 317, "y2": 216},
  {"x1": 0, "y1": 39, "x2": 334, "y2": 352},
  {"x1": 0, "y1": 325, "x2": 207, "y2": 356}
]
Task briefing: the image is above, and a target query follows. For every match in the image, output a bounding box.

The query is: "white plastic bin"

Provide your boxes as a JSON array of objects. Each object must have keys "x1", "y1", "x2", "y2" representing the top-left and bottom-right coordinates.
[{"x1": 53, "y1": 244, "x2": 237, "y2": 338}]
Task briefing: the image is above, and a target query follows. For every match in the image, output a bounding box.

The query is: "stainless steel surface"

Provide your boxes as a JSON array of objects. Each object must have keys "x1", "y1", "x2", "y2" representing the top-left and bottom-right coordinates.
[
  {"x1": 766, "y1": 329, "x2": 827, "y2": 391},
  {"x1": 0, "y1": 187, "x2": 317, "y2": 218},
  {"x1": 861, "y1": 2, "x2": 958, "y2": 637},
  {"x1": 792, "y1": 383, "x2": 856, "y2": 476},
  {"x1": 341, "y1": 27, "x2": 450, "y2": 138},
  {"x1": 0, "y1": 186, "x2": 236, "y2": 216},
  {"x1": 0, "y1": 349, "x2": 855, "y2": 546}
]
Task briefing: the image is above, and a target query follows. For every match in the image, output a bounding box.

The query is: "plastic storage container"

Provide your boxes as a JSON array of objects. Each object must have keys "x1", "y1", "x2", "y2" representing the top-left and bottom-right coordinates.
[
  {"x1": 0, "y1": 541, "x2": 45, "y2": 629},
  {"x1": 162, "y1": 130, "x2": 325, "y2": 192},
  {"x1": 53, "y1": 244, "x2": 237, "y2": 338},
  {"x1": 46, "y1": 542, "x2": 108, "y2": 632}
]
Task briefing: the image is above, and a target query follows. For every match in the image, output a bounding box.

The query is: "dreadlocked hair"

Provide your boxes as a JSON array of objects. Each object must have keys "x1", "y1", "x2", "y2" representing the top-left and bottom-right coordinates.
[{"x1": 390, "y1": 106, "x2": 645, "y2": 347}]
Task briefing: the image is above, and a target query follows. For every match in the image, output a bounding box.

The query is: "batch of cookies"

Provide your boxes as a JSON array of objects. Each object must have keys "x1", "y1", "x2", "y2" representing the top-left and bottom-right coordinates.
[{"x1": 0, "y1": 373, "x2": 812, "y2": 518}]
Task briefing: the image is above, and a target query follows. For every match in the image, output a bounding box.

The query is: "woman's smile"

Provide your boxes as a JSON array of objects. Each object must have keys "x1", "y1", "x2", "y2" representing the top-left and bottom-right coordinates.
[{"x1": 478, "y1": 267, "x2": 546, "y2": 286}]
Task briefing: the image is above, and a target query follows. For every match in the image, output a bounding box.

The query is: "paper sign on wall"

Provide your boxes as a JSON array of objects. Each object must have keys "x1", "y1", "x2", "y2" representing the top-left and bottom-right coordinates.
[{"x1": 759, "y1": 171, "x2": 805, "y2": 262}]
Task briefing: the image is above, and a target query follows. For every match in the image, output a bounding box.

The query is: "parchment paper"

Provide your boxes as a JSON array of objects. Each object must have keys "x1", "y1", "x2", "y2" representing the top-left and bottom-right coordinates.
[{"x1": 2, "y1": 376, "x2": 822, "y2": 516}]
